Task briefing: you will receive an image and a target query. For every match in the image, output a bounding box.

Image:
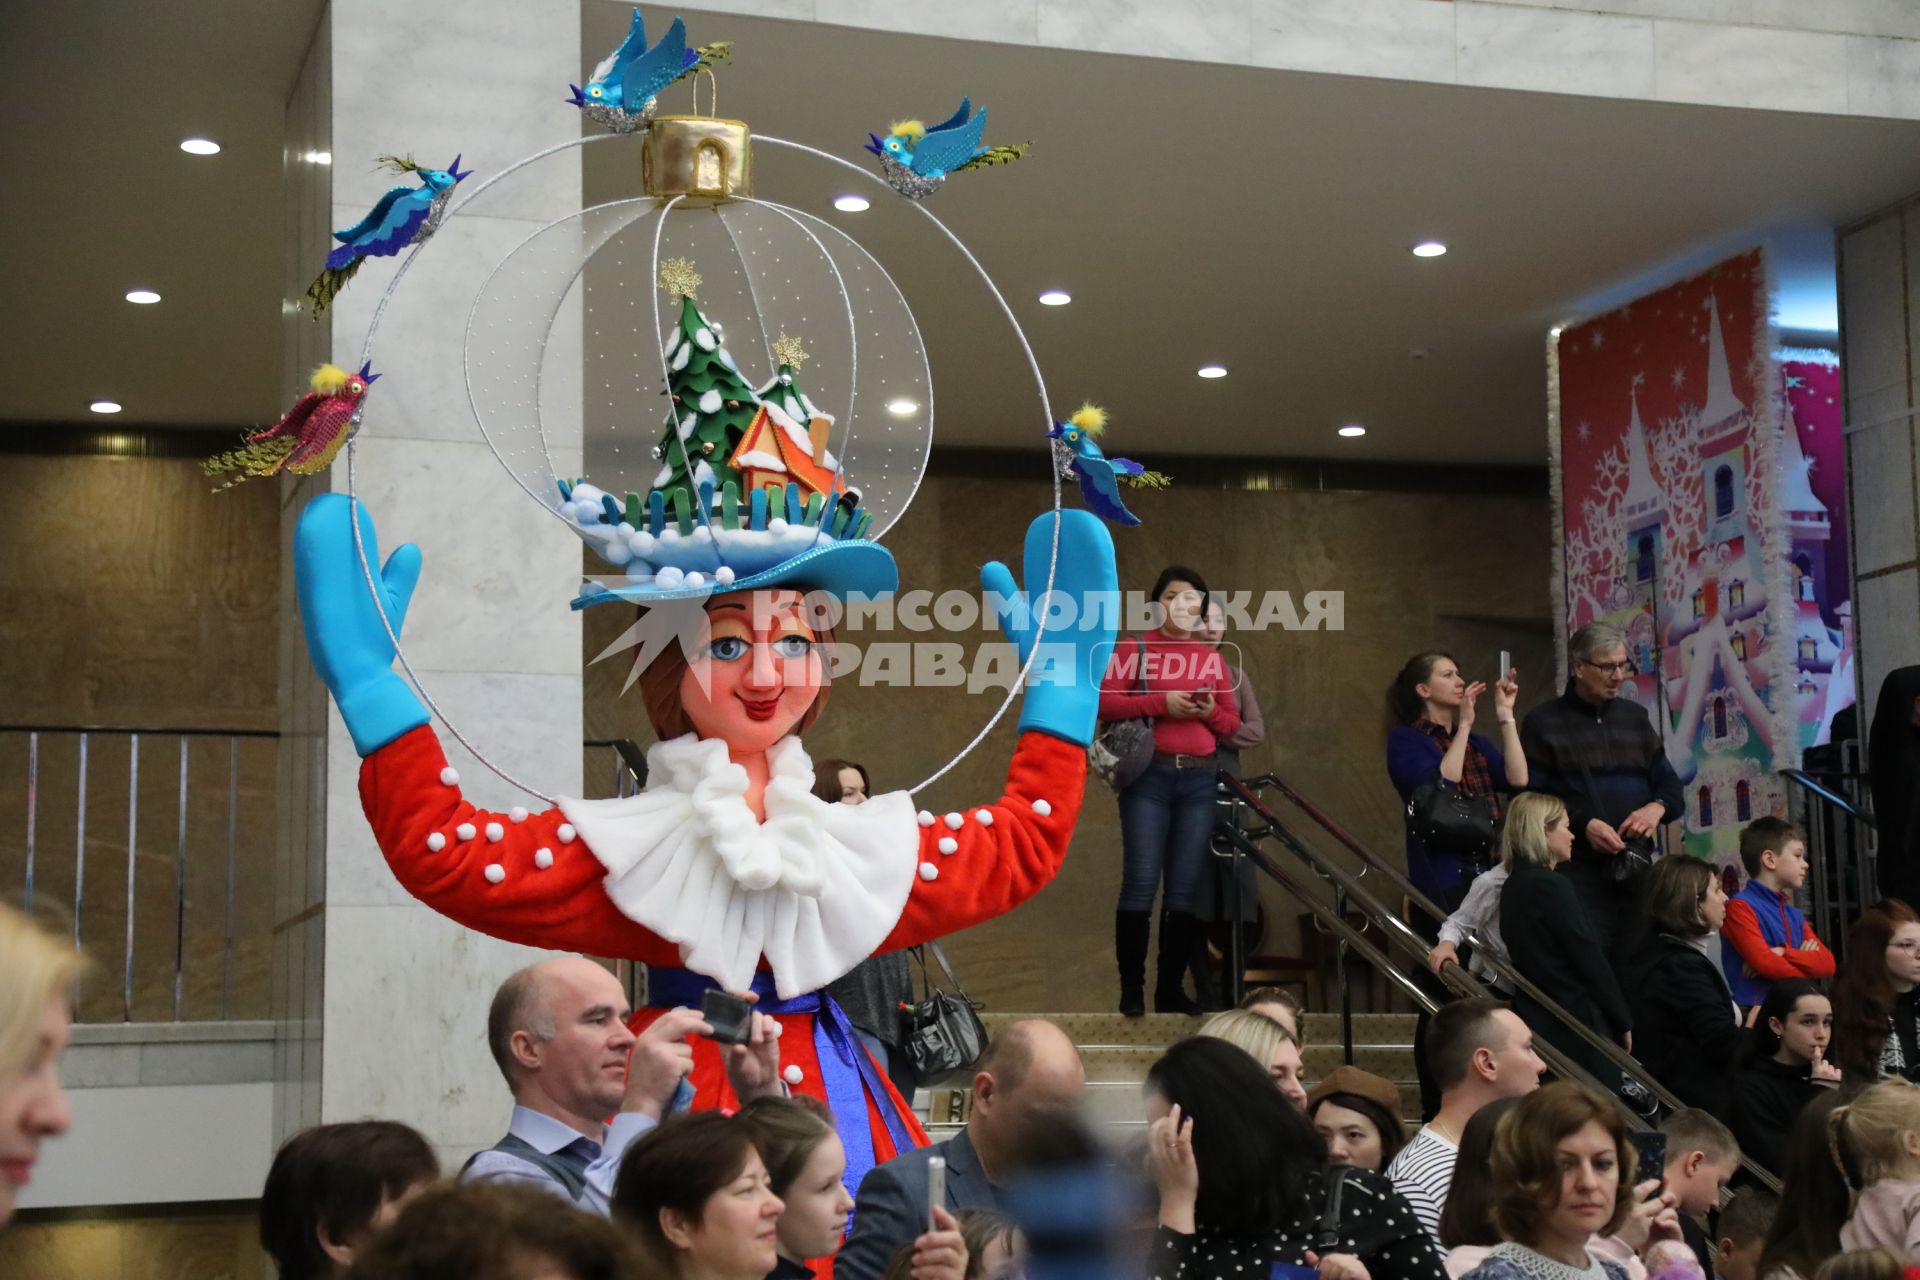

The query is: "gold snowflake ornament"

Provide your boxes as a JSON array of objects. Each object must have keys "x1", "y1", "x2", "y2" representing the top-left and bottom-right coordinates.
[
  {"x1": 657, "y1": 257, "x2": 702, "y2": 300},
  {"x1": 771, "y1": 332, "x2": 808, "y2": 369}
]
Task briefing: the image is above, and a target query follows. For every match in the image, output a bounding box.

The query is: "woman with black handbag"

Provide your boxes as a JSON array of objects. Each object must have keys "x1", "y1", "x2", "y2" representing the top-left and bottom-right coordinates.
[
  {"x1": 1098, "y1": 566, "x2": 1241, "y2": 1018},
  {"x1": 1385, "y1": 652, "x2": 1528, "y2": 912}
]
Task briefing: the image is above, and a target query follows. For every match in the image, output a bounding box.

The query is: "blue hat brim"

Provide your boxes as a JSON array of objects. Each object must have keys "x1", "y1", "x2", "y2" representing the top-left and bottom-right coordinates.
[{"x1": 570, "y1": 539, "x2": 899, "y2": 610}]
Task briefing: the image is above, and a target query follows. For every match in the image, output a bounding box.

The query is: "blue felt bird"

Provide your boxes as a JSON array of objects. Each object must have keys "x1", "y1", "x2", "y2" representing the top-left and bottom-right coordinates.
[
  {"x1": 569, "y1": 10, "x2": 728, "y2": 134},
  {"x1": 1047, "y1": 404, "x2": 1170, "y2": 528},
  {"x1": 863, "y1": 98, "x2": 1029, "y2": 199},
  {"x1": 305, "y1": 154, "x2": 472, "y2": 316}
]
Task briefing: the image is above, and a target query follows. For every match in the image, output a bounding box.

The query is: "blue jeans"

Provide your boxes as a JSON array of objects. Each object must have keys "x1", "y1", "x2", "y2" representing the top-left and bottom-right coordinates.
[{"x1": 1117, "y1": 761, "x2": 1217, "y2": 914}]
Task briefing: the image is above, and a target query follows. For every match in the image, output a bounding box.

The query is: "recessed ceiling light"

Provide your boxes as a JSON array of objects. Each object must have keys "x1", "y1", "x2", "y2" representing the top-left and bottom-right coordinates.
[
  {"x1": 886, "y1": 398, "x2": 918, "y2": 416},
  {"x1": 833, "y1": 195, "x2": 870, "y2": 213},
  {"x1": 90, "y1": 400, "x2": 123, "y2": 414},
  {"x1": 125, "y1": 289, "x2": 161, "y2": 305},
  {"x1": 1550, "y1": 325, "x2": 1565, "y2": 337},
  {"x1": 1038, "y1": 290, "x2": 1072, "y2": 307},
  {"x1": 1197, "y1": 365, "x2": 1228, "y2": 379},
  {"x1": 1338, "y1": 424, "x2": 1367, "y2": 438},
  {"x1": 1412, "y1": 241, "x2": 1447, "y2": 258},
  {"x1": 305, "y1": 150, "x2": 332, "y2": 165},
  {"x1": 179, "y1": 138, "x2": 221, "y2": 156}
]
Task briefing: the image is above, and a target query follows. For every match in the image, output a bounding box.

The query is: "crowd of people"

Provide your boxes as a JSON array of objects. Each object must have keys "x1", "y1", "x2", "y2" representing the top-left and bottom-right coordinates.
[{"x1": 3, "y1": 587, "x2": 1920, "y2": 1280}]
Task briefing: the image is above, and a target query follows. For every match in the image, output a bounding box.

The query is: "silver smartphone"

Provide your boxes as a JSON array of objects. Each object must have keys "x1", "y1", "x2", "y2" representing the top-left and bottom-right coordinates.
[
  {"x1": 1498, "y1": 650, "x2": 1511, "y2": 685},
  {"x1": 926, "y1": 1155, "x2": 946, "y2": 1231}
]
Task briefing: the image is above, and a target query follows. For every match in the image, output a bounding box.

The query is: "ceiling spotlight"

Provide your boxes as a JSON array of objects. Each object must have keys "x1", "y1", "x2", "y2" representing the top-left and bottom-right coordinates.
[
  {"x1": 833, "y1": 195, "x2": 870, "y2": 213},
  {"x1": 179, "y1": 138, "x2": 221, "y2": 156},
  {"x1": 1038, "y1": 290, "x2": 1072, "y2": 307},
  {"x1": 125, "y1": 289, "x2": 162, "y2": 305},
  {"x1": 886, "y1": 398, "x2": 919, "y2": 416},
  {"x1": 90, "y1": 400, "x2": 123, "y2": 414},
  {"x1": 1338, "y1": 424, "x2": 1366, "y2": 438},
  {"x1": 1412, "y1": 241, "x2": 1447, "y2": 258},
  {"x1": 1197, "y1": 365, "x2": 1228, "y2": 379}
]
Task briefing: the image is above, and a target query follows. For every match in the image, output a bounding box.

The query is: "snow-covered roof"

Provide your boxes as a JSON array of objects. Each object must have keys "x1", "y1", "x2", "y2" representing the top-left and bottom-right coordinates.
[
  {"x1": 1622, "y1": 391, "x2": 1664, "y2": 522},
  {"x1": 1698, "y1": 294, "x2": 1746, "y2": 429},
  {"x1": 1777, "y1": 403, "x2": 1827, "y2": 516}
]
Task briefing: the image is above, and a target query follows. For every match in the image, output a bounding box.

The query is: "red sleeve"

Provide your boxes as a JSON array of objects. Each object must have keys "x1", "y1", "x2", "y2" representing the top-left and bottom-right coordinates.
[
  {"x1": 1098, "y1": 637, "x2": 1166, "y2": 721},
  {"x1": 1202, "y1": 651, "x2": 1240, "y2": 740},
  {"x1": 1786, "y1": 926, "x2": 1837, "y2": 978},
  {"x1": 1719, "y1": 900, "x2": 1801, "y2": 982},
  {"x1": 878, "y1": 731, "x2": 1086, "y2": 952},
  {"x1": 358, "y1": 726, "x2": 681, "y2": 963}
]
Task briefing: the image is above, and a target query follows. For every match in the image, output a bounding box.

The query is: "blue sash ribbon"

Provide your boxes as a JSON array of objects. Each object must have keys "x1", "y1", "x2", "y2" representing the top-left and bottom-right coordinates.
[{"x1": 645, "y1": 966, "x2": 918, "y2": 1199}]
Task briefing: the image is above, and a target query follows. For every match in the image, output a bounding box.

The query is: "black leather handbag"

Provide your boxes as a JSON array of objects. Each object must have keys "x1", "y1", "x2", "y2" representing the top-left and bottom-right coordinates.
[
  {"x1": 1406, "y1": 782, "x2": 1498, "y2": 861},
  {"x1": 901, "y1": 940, "x2": 989, "y2": 1087}
]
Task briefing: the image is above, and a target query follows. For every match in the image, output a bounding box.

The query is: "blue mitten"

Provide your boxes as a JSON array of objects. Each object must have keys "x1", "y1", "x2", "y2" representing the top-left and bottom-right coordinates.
[
  {"x1": 980, "y1": 509, "x2": 1119, "y2": 747},
  {"x1": 294, "y1": 494, "x2": 430, "y2": 756}
]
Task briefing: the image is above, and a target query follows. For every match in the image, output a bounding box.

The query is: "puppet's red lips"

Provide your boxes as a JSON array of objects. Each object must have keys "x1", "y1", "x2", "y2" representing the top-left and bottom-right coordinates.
[{"x1": 740, "y1": 698, "x2": 780, "y2": 721}]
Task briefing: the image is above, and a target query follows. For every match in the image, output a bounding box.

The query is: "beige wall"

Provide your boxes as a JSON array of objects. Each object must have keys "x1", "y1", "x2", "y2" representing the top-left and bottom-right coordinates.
[{"x1": 586, "y1": 470, "x2": 1556, "y2": 1010}]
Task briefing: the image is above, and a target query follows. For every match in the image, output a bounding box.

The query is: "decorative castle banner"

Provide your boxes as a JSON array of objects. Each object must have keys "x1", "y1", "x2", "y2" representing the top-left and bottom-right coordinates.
[{"x1": 1550, "y1": 249, "x2": 1851, "y2": 871}]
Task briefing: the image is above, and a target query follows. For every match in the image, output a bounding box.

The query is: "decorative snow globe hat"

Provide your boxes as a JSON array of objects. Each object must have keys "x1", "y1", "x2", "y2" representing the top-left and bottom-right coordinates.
[{"x1": 460, "y1": 49, "x2": 930, "y2": 611}]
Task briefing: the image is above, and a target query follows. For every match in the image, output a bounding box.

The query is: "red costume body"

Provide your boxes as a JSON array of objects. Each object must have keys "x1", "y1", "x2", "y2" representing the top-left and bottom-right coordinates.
[{"x1": 359, "y1": 723, "x2": 1086, "y2": 1166}]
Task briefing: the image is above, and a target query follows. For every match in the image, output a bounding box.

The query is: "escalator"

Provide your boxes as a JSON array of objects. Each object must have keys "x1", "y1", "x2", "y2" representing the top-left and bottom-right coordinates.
[{"x1": 1212, "y1": 770, "x2": 1783, "y2": 1194}]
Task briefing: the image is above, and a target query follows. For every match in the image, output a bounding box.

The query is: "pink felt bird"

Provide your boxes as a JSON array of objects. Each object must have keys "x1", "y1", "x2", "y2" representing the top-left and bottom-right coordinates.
[{"x1": 206, "y1": 362, "x2": 379, "y2": 490}]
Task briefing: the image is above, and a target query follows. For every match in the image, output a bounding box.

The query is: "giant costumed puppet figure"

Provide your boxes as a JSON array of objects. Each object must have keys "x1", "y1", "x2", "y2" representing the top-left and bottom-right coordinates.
[{"x1": 278, "y1": 17, "x2": 1126, "y2": 1250}]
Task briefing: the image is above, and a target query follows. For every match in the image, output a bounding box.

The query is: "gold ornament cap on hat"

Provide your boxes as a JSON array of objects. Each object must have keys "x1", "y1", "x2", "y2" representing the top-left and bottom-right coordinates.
[{"x1": 643, "y1": 116, "x2": 752, "y2": 205}]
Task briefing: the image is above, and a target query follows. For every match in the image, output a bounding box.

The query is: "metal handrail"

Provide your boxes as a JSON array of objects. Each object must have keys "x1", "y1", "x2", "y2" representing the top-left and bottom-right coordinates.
[
  {"x1": 1781, "y1": 769, "x2": 1875, "y2": 827},
  {"x1": 1218, "y1": 773, "x2": 1782, "y2": 1192}
]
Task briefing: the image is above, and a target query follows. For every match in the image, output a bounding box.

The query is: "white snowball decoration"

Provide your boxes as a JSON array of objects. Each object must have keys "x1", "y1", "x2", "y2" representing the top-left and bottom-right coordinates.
[
  {"x1": 944, "y1": 812, "x2": 963, "y2": 830},
  {"x1": 629, "y1": 530, "x2": 655, "y2": 556},
  {"x1": 439, "y1": 767, "x2": 460, "y2": 786},
  {"x1": 656, "y1": 566, "x2": 686, "y2": 587},
  {"x1": 698, "y1": 389, "x2": 722, "y2": 414},
  {"x1": 782, "y1": 1065, "x2": 804, "y2": 1086},
  {"x1": 938, "y1": 837, "x2": 958, "y2": 855},
  {"x1": 1032, "y1": 799, "x2": 1053, "y2": 817},
  {"x1": 558, "y1": 824, "x2": 577, "y2": 844},
  {"x1": 603, "y1": 540, "x2": 633, "y2": 566},
  {"x1": 693, "y1": 326, "x2": 716, "y2": 350},
  {"x1": 768, "y1": 518, "x2": 788, "y2": 533},
  {"x1": 508, "y1": 806, "x2": 528, "y2": 824},
  {"x1": 974, "y1": 810, "x2": 994, "y2": 827},
  {"x1": 485, "y1": 822, "x2": 505, "y2": 843},
  {"x1": 917, "y1": 811, "x2": 934, "y2": 827},
  {"x1": 427, "y1": 833, "x2": 446, "y2": 852},
  {"x1": 686, "y1": 572, "x2": 705, "y2": 587},
  {"x1": 919, "y1": 862, "x2": 939, "y2": 881},
  {"x1": 714, "y1": 566, "x2": 735, "y2": 585},
  {"x1": 484, "y1": 864, "x2": 506, "y2": 884},
  {"x1": 692, "y1": 525, "x2": 712, "y2": 543},
  {"x1": 534, "y1": 848, "x2": 554, "y2": 869},
  {"x1": 456, "y1": 822, "x2": 477, "y2": 842}
]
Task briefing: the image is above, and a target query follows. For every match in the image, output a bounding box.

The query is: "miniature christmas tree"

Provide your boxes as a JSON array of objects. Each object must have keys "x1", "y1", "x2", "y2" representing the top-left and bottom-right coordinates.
[{"x1": 646, "y1": 258, "x2": 760, "y2": 522}]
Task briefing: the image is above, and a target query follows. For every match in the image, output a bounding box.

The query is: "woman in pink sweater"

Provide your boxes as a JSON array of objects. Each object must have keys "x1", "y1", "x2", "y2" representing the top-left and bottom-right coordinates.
[{"x1": 1099, "y1": 565, "x2": 1241, "y2": 1016}]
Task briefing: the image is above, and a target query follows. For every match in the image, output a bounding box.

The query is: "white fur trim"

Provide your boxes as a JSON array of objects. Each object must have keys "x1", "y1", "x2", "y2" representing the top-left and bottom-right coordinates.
[{"x1": 558, "y1": 735, "x2": 919, "y2": 997}]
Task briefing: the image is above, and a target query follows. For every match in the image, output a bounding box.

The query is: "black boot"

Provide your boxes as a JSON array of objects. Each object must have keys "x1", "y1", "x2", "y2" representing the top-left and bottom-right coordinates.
[
  {"x1": 1116, "y1": 910, "x2": 1150, "y2": 1018},
  {"x1": 1155, "y1": 911, "x2": 1204, "y2": 1015}
]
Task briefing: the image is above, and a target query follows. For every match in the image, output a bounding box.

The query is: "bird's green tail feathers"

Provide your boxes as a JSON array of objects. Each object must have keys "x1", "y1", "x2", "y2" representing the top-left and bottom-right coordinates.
[
  {"x1": 204, "y1": 436, "x2": 297, "y2": 492},
  {"x1": 304, "y1": 260, "x2": 363, "y2": 318},
  {"x1": 958, "y1": 143, "x2": 1030, "y2": 172},
  {"x1": 1118, "y1": 469, "x2": 1172, "y2": 490}
]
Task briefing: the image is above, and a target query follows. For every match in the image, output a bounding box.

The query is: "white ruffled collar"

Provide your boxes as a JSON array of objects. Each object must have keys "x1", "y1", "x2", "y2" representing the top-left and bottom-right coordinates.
[{"x1": 558, "y1": 735, "x2": 919, "y2": 997}]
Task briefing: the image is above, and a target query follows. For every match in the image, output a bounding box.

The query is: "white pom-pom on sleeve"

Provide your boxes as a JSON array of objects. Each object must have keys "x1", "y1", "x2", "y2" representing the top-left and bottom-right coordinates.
[{"x1": 1032, "y1": 799, "x2": 1053, "y2": 817}]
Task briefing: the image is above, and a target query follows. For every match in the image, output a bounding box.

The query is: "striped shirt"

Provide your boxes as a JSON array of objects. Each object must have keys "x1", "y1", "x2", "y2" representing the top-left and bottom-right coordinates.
[{"x1": 1386, "y1": 1126, "x2": 1459, "y2": 1242}]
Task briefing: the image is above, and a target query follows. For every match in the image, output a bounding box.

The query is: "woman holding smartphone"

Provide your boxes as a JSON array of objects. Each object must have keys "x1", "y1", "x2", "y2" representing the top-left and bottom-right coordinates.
[
  {"x1": 1100, "y1": 566, "x2": 1241, "y2": 1017},
  {"x1": 1385, "y1": 653, "x2": 1527, "y2": 912}
]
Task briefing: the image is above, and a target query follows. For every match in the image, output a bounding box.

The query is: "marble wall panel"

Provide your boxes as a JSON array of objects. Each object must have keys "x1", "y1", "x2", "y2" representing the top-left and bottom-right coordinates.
[
  {"x1": 1456, "y1": 3, "x2": 1655, "y2": 99},
  {"x1": 1849, "y1": 420, "x2": 1919, "y2": 577},
  {"x1": 1252, "y1": 0, "x2": 1460, "y2": 82},
  {"x1": 1038, "y1": 0, "x2": 1254, "y2": 64},
  {"x1": 1651, "y1": 18, "x2": 1849, "y2": 113}
]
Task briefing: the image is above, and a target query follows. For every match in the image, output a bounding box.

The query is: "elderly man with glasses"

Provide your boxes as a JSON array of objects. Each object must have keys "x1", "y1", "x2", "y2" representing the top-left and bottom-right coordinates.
[{"x1": 1519, "y1": 622, "x2": 1684, "y2": 970}]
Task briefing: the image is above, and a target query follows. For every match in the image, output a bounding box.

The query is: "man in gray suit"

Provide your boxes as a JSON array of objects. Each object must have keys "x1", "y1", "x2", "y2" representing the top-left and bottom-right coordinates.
[{"x1": 835, "y1": 1019, "x2": 1086, "y2": 1280}]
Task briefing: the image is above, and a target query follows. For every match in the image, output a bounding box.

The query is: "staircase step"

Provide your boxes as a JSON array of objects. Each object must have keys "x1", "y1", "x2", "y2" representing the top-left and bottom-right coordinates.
[{"x1": 981, "y1": 1010, "x2": 1418, "y2": 1046}]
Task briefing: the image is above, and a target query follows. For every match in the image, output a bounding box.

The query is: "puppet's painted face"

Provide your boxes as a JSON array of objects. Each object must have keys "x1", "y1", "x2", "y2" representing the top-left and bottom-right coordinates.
[{"x1": 679, "y1": 590, "x2": 826, "y2": 752}]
